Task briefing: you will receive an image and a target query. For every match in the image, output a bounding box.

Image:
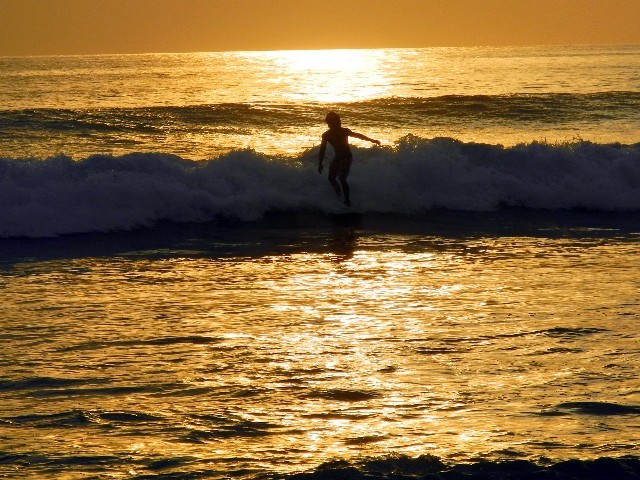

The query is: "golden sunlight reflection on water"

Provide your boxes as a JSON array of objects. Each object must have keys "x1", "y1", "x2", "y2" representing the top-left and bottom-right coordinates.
[
  {"x1": 4, "y1": 46, "x2": 638, "y2": 160},
  {"x1": 235, "y1": 49, "x2": 393, "y2": 103},
  {"x1": 1, "y1": 234, "x2": 639, "y2": 476}
]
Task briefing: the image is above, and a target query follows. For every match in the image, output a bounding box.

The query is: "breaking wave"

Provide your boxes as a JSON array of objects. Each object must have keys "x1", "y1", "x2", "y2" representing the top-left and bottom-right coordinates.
[{"x1": 1, "y1": 136, "x2": 639, "y2": 238}]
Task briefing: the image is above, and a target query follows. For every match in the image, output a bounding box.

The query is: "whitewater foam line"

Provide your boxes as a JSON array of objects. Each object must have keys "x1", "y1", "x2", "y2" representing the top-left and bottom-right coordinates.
[{"x1": 1, "y1": 137, "x2": 639, "y2": 238}]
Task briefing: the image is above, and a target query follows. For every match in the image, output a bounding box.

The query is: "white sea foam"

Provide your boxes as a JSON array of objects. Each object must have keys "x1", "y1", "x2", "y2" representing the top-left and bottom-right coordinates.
[{"x1": 1, "y1": 137, "x2": 639, "y2": 238}]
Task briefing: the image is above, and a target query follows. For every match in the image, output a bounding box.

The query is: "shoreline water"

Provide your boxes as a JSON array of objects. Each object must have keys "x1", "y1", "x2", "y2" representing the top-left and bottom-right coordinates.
[
  {"x1": 2, "y1": 453, "x2": 640, "y2": 479},
  {"x1": 2, "y1": 209, "x2": 639, "y2": 479},
  {"x1": 2, "y1": 207, "x2": 640, "y2": 260}
]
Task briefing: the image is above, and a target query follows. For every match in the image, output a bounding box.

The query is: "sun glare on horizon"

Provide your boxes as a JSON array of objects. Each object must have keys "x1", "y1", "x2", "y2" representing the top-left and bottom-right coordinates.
[{"x1": 237, "y1": 49, "x2": 394, "y2": 103}]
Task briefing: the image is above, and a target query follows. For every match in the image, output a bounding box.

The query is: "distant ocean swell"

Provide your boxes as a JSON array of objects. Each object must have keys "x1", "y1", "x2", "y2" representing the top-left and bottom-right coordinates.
[
  {"x1": 1, "y1": 136, "x2": 639, "y2": 238},
  {"x1": 1, "y1": 91, "x2": 639, "y2": 134}
]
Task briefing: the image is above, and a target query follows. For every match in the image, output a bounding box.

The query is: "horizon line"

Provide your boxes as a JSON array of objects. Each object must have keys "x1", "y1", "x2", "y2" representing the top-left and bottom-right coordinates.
[{"x1": 2, "y1": 42, "x2": 639, "y2": 59}]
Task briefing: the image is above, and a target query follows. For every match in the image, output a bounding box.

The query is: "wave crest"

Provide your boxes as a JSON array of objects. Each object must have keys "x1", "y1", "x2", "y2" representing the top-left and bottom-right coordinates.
[{"x1": 1, "y1": 137, "x2": 639, "y2": 238}]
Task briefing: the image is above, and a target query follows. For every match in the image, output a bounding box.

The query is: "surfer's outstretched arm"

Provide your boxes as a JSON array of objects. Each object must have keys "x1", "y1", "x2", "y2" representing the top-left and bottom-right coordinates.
[
  {"x1": 349, "y1": 131, "x2": 381, "y2": 145},
  {"x1": 318, "y1": 137, "x2": 327, "y2": 173}
]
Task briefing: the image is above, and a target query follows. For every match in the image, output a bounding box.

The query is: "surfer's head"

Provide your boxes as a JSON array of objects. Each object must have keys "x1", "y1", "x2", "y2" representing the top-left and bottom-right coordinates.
[{"x1": 325, "y1": 111, "x2": 341, "y2": 128}]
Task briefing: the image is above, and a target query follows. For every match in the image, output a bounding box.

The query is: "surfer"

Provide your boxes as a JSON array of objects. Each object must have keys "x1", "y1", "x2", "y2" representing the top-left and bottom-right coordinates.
[{"x1": 318, "y1": 112, "x2": 380, "y2": 206}]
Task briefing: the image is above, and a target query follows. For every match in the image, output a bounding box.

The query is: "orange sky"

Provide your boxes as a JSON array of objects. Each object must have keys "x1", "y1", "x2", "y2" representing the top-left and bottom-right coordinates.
[{"x1": 1, "y1": 0, "x2": 639, "y2": 56}]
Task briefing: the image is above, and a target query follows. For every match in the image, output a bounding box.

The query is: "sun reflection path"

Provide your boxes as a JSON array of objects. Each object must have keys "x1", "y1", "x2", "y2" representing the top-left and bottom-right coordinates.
[
  {"x1": 241, "y1": 49, "x2": 393, "y2": 102},
  {"x1": 3, "y1": 235, "x2": 639, "y2": 476}
]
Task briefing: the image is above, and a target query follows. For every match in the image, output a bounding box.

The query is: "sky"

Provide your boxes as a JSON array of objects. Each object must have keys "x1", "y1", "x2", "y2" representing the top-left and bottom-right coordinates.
[{"x1": 1, "y1": 0, "x2": 639, "y2": 56}]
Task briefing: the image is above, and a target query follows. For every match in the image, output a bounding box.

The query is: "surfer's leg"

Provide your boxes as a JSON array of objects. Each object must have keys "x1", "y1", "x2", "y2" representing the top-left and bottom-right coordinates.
[
  {"x1": 339, "y1": 158, "x2": 352, "y2": 206},
  {"x1": 328, "y1": 161, "x2": 342, "y2": 197},
  {"x1": 338, "y1": 173, "x2": 350, "y2": 206},
  {"x1": 328, "y1": 173, "x2": 341, "y2": 196}
]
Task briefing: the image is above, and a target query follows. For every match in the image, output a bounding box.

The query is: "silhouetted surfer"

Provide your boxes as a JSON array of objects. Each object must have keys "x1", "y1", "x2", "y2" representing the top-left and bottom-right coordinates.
[{"x1": 318, "y1": 112, "x2": 380, "y2": 206}]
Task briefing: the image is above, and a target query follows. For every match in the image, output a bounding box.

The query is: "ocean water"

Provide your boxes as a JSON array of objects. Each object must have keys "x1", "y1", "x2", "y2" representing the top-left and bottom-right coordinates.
[
  {"x1": 1, "y1": 45, "x2": 639, "y2": 160},
  {"x1": 1, "y1": 45, "x2": 640, "y2": 479}
]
